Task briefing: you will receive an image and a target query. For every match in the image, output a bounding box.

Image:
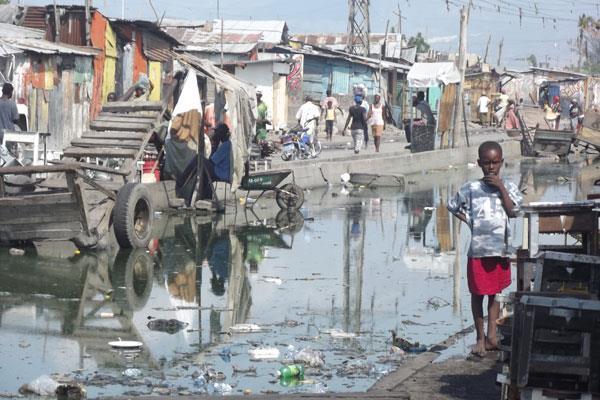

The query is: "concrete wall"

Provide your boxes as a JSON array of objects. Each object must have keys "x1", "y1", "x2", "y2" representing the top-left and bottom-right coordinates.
[{"x1": 281, "y1": 139, "x2": 522, "y2": 189}]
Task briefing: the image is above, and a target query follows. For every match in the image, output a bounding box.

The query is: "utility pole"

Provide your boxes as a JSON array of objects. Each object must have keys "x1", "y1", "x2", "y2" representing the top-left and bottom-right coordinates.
[
  {"x1": 393, "y1": 3, "x2": 402, "y2": 58},
  {"x1": 220, "y1": 18, "x2": 224, "y2": 69},
  {"x1": 52, "y1": 0, "x2": 60, "y2": 43},
  {"x1": 85, "y1": 0, "x2": 91, "y2": 46},
  {"x1": 346, "y1": 0, "x2": 370, "y2": 57},
  {"x1": 497, "y1": 38, "x2": 504, "y2": 67},
  {"x1": 483, "y1": 34, "x2": 491, "y2": 64},
  {"x1": 452, "y1": 5, "x2": 469, "y2": 148},
  {"x1": 378, "y1": 20, "x2": 389, "y2": 92}
]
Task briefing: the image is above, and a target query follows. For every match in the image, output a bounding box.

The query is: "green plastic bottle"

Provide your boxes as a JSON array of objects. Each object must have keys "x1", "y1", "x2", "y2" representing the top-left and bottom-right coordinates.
[{"x1": 277, "y1": 364, "x2": 305, "y2": 379}]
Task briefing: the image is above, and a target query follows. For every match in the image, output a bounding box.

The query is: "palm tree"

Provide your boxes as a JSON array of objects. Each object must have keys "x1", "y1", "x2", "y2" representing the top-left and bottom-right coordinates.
[{"x1": 408, "y1": 33, "x2": 430, "y2": 53}]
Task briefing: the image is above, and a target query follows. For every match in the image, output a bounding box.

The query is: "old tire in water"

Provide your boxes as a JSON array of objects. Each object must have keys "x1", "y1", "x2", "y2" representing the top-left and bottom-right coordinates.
[
  {"x1": 113, "y1": 183, "x2": 153, "y2": 249},
  {"x1": 275, "y1": 183, "x2": 304, "y2": 210},
  {"x1": 111, "y1": 249, "x2": 154, "y2": 311}
]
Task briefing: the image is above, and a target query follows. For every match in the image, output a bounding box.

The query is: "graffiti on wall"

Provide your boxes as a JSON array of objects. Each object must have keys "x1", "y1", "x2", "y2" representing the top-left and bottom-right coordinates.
[
  {"x1": 587, "y1": 78, "x2": 600, "y2": 108},
  {"x1": 560, "y1": 79, "x2": 584, "y2": 103},
  {"x1": 286, "y1": 54, "x2": 303, "y2": 101}
]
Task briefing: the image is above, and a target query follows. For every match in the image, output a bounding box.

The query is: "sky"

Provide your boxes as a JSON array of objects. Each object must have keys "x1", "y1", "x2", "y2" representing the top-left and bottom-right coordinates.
[{"x1": 20, "y1": 0, "x2": 600, "y2": 69}]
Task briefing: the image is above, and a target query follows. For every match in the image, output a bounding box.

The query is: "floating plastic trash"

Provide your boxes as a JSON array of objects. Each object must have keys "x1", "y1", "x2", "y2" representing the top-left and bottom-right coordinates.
[
  {"x1": 248, "y1": 347, "x2": 280, "y2": 359},
  {"x1": 108, "y1": 338, "x2": 143, "y2": 349}
]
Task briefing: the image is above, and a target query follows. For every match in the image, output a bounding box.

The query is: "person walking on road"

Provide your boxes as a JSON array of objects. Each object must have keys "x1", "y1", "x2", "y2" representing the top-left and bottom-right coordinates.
[
  {"x1": 368, "y1": 94, "x2": 385, "y2": 152},
  {"x1": 343, "y1": 95, "x2": 368, "y2": 154},
  {"x1": 569, "y1": 98, "x2": 584, "y2": 135},
  {"x1": 0, "y1": 83, "x2": 19, "y2": 144},
  {"x1": 477, "y1": 94, "x2": 491, "y2": 127}
]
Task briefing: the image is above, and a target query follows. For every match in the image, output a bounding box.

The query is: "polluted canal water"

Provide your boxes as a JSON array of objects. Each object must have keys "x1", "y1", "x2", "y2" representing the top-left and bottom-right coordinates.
[{"x1": 0, "y1": 159, "x2": 596, "y2": 397}]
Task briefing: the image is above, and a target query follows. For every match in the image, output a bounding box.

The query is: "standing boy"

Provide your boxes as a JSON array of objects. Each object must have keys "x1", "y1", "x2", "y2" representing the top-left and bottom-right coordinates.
[{"x1": 447, "y1": 141, "x2": 522, "y2": 355}]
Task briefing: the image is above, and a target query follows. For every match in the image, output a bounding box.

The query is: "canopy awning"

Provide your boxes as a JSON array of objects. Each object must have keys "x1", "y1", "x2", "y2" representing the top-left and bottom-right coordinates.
[{"x1": 407, "y1": 62, "x2": 460, "y2": 88}]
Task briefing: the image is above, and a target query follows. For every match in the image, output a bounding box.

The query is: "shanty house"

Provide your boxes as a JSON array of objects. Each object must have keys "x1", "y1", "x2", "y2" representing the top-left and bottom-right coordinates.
[
  {"x1": 233, "y1": 59, "x2": 291, "y2": 129},
  {"x1": 0, "y1": 22, "x2": 98, "y2": 152},
  {"x1": 265, "y1": 45, "x2": 410, "y2": 126}
]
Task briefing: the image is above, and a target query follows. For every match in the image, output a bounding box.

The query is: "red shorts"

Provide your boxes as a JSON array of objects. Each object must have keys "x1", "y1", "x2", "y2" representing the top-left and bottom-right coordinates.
[{"x1": 467, "y1": 257, "x2": 511, "y2": 295}]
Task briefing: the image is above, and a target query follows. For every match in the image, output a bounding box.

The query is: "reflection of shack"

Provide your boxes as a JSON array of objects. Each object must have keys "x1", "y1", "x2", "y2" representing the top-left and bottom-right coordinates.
[
  {"x1": 0, "y1": 249, "x2": 157, "y2": 371},
  {"x1": 405, "y1": 62, "x2": 460, "y2": 152}
]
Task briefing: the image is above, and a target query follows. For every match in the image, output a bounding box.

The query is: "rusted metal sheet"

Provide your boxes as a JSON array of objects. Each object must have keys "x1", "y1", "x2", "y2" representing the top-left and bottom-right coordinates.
[
  {"x1": 142, "y1": 31, "x2": 173, "y2": 62},
  {"x1": 22, "y1": 6, "x2": 46, "y2": 30}
]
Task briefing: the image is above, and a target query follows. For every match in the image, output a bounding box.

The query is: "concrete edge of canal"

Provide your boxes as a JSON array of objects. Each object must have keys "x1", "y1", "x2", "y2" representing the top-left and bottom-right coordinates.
[{"x1": 285, "y1": 139, "x2": 521, "y2": 189}]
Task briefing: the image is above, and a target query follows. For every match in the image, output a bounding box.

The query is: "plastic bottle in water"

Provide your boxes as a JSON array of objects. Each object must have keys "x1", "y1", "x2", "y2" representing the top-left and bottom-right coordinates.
[{"x1": 277, "y1": 364, "x2": 305, "y2": 379}]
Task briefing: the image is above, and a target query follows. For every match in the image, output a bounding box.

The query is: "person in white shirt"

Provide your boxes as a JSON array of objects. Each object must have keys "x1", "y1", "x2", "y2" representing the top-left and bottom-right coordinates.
[
  {"x1": 477, "y1": 94, "x2": 491, "y2": 127},
  {"x1": 296, "y1": 96, "x2": 321, "y2": 136},
  {"x1": 295, "y1": 96, "x2": 321, "y2": 156}
]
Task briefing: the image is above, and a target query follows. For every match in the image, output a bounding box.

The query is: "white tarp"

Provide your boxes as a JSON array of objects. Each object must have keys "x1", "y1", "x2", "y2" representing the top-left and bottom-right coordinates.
[{"x1": 407, "y1": 62, "x2": 461, "y2": 88}]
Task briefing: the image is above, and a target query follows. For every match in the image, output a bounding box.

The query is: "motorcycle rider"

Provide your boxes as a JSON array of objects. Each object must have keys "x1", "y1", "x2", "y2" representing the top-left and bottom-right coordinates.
[{"x1": 295, "y1": 95, "x2": 321, "y2": 157}]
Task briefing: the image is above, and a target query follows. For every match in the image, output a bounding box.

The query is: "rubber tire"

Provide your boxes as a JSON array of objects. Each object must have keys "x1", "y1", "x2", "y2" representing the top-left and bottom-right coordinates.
[
  {"x1": 313, "y1": 140, "x2": 322, "y2": 156},
  {"x1": 113, "y1": 183, "x2": 153, "y2": 249},
  {"x1": 281, "y1": 152, "x2": 291, "y2": 161},
  {"x1": 275, "y1": 210, "x2": 305, "y2": 234},
  {"x1": 276, "y1": 183, "x2": 305, "y2": 210},
  {"x1": 111, "y1": 249, "x2": 154, "y2": 311}
]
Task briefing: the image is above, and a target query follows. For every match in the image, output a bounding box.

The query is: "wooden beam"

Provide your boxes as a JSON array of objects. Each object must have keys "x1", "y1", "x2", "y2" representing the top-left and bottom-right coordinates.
[
  {"x1": 98, "y1": 112, "x2": 158, "y2": 120},
  {"x1": 0, "y1": 164, "x2": 79, "y2": 176},
  {"x1": 63, "y1": 147, "x2": 139, "y2": 159},
  {"x1": 71, "y1": 138, "x2": 145, "y2": 149},
  {"x1": 94, "y1": 115, "x2": 158, "y2": 124},
  {"x1": 76, "y1": 172, "x2": 117, "y2": 201},
  {"x1": 0, "y1": 192, "x2": 75, "y2": 207},
  {"x1": 101, "y1": 101, "x2": 163, "y2": 113},
  {"x1": 81, "y1": 131, "x2": 147, "y2": 140},
  {"x1": 0, "y1": 221, "x2": 83, "y2": 241},
  {"x1": 90, "y1": 121, "x2": 153, "y2": 132},
  {"x1": 50, "y1": 160, "x2": 130, "y2": 176}
]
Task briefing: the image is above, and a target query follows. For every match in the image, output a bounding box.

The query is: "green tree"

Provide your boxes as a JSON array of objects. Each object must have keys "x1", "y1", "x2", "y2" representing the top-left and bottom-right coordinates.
[
  {"x1": 0, "y1": 0, "x2": 9, "y2": 4},
  {"x1": 526, "y1": 54, "x2": 538, "y2": 67},
  {"x1": 407, "y1": 32, "x2": 430, "y2": 53}
]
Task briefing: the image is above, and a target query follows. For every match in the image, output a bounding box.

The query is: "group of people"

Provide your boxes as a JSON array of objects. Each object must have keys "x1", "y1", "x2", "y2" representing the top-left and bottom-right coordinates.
[
  {"x1": 544, "y1": 96, "x2": 585, "y2": 133},
  {"x1": 342, "y1": 90, "x2": 386, "y2": 154},
  {"x1": 476, "y1": 90, "x2": 520, "y2": 130},
  {"x1": 252, "y1": 87, "x2": 389, "y2": 156}
]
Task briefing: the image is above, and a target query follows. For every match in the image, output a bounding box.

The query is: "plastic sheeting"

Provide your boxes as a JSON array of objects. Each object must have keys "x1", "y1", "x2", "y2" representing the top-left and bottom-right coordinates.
[
  {"x1": 179, "y1": 54, "x2": 256, "y2": 189},
  {"x1": 407, "y1": 62, "x2": 460, "y2": 88}
]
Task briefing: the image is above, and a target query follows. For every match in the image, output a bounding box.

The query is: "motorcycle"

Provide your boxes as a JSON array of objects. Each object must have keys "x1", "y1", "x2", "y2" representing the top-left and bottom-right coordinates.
[{"x1": 280, "y1": 118, "x2": 322, "y2": 161}]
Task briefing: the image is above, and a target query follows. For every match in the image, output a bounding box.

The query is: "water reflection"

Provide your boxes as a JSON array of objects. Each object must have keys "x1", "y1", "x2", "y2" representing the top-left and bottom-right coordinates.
[{"x1": 0, "y1": 158, "x2": 594, "y2": 396}]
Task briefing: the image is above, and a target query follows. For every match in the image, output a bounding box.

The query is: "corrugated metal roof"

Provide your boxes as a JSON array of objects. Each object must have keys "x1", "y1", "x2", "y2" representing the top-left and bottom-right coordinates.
[
  {"x1": 0, "y1": 41, "x2": 22, "y2": 57},
  {"x1": 162, "y1": 27, "x2": 260, "y2": 46},
  {"x1": 211, "y1": 20, "x2": 286, "y2": 44},
  {"x1": 0, "y1": 37, "x2": 99, "y2": 56},
  {"x1": 185, "y1": 42, "x2": 257, "y2": 54},
  {"x1": 161, "y1": 19, "x2": 286, "y2": 46},
  {"x1": 110, "y1": 19, "x2": 181, "y2": 46},
  {"x1": 21, "y1": 6, "x2": 46, "y2": 30},
  {"x1": 142, "y1": 30, "x2": 176, "y2": 62},
  {"x1": 0, "y1": 22, "x2": 45, "y2": 39}
]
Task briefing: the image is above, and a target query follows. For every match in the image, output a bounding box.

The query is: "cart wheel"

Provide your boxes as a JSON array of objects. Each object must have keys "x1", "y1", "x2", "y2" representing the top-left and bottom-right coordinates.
[
  {"x1": 275, "y1": 209, "x2": 305, "y2": 234},
  {"x1": 314, "y1": 140, "x2": 322, "y2": 156},
  {"x1": 113, "y1": 183, "x2": 154, "y2": 248},
  {"x1": 276, "y1": 183, "x2": 304, "y2": 210}
]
